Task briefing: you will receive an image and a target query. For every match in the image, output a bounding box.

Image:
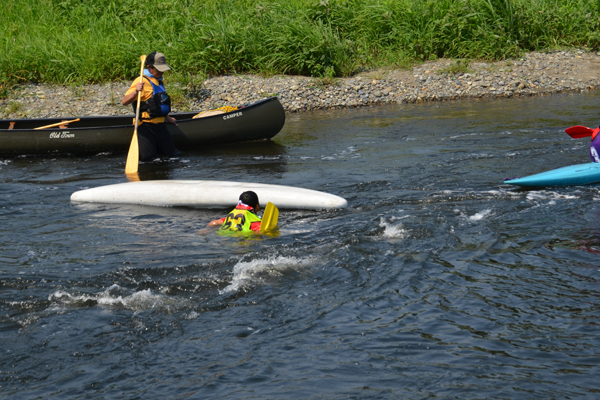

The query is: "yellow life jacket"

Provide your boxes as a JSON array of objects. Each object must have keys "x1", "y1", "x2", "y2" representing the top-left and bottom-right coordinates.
[{"x1": 219, "y1": 207, "x2": 262, "y2": 233}]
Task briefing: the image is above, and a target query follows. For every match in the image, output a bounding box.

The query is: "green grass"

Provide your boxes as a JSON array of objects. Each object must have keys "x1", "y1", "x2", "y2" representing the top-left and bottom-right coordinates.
[
  {"x1": 439, "y1": 59, "x2": 473, "y2": 75},
  {"x1": 1, "y1": 0, "x2": 599, "y2": 84}
]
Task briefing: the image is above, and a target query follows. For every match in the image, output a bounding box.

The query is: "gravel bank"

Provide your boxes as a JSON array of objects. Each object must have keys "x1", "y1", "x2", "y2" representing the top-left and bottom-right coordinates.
[{"x1": 1, "y1": 49, "x2": 599, "y2": 119}]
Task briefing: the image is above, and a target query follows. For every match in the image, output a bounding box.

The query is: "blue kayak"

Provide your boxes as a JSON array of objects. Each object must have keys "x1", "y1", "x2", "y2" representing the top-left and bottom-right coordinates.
[{"x1": 504, "y1": 162, "x2": 600, "y2": 187}]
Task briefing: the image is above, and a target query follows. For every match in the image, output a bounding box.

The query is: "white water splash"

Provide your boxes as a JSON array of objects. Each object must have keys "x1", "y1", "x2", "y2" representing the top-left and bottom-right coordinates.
[
  {"x1": 48, "y1": 285, "x2": 188, "y2": 312},
  {"x1": 526, "y1": 191, "x2": 578, "y2": 202},
  {"x1": 379, "y1": 216, "x2": 410, "y2": 239},
  {"x1": 468, "y1": 209, "x2": 493, "y2": 221},
  {"x1": 220, "y1": 256, "x2": 314, "y2": 294},
  {"x1": 379, "y1": 221, "x2": 408, "y2": 239}
]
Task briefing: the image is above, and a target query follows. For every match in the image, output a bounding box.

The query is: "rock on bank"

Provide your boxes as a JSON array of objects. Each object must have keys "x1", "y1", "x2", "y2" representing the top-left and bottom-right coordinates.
[{"x1": 1, "y1": 50, "x2": 599, "y2": 119}]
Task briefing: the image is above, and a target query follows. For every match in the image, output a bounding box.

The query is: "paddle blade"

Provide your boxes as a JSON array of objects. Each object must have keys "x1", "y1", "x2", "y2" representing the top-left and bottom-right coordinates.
[
  {"x1": 260, "y1": 202, "x2": 279, "y2": 233},
  {"x1": 125, "y1": 171, "x2": 140, "y2": 182},
  {"x1": 125, "y1": 129, "x2": 139, "y2": 174},
  {"x1": 565, "y1": 125, "x2": 594, "y2": 139}
]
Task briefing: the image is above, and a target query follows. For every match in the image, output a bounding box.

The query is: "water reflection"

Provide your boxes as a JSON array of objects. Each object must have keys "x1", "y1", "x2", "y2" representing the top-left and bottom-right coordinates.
[
  {"x1": 122, "y1": 139, "x2": 289, "y2": 182},
  {"x1": 179, "y1": 139, "x2": 289, "y2": 180}
]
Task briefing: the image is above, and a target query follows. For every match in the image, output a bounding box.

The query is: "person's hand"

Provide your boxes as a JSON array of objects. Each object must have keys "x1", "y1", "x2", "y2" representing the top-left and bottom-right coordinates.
[
  {"x1": 122, "y1": 82, "x2": 145, "y2": 106},
  {"x1": 166, "y1": 116, "x2": 178, "y2": 126}
]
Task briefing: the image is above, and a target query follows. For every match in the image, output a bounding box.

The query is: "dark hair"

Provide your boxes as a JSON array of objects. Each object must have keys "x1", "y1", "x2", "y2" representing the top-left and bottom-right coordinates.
[
  {"x1": 239, "y1": 191, "x2": 259, "y2": 208},
  {"x1": 145, "y1": 51, "x2": 157, "y2": 67}
]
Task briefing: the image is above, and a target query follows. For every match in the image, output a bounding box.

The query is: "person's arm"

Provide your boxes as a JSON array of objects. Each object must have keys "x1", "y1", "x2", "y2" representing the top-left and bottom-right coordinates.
[
  {"x1": 198, "y1": 218, "x2": 225, "y2": 235},
  {"x1": 122, "y1": 81, "x2": 144, "y2": 106},
  {"x1": 206, "y1": 218, "x2": 225, "y2": 228}
]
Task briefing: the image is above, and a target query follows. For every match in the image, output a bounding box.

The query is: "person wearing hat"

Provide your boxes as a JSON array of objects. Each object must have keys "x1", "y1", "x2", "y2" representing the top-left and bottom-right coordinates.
[{"x1": 122, "y1": 51, "x2": 180, "y2": 161}]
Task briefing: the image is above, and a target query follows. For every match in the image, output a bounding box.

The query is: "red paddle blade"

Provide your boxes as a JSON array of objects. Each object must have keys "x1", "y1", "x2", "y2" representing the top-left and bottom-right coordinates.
[{"x1": 565, "y1": 125, "x2": 594, "y2": 139}]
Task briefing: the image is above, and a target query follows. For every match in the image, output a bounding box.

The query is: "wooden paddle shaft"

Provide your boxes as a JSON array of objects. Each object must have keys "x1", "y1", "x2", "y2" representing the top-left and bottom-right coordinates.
[
  {"x1": 124, "y1": 55, "x2": 147, "y2": 175},
  {"x1": 34, "y1": 118, "x2": 80, "y2": 130}
]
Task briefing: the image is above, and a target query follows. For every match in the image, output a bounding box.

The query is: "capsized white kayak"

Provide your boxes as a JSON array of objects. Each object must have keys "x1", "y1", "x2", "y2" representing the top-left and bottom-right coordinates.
[{"x1": 71, "y1": 180, "x2": 348, "y2": 210}]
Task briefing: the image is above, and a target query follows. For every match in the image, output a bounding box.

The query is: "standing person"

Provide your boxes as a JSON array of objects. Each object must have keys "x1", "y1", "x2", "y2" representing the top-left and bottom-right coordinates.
[
  {"x1": 122, "y1": 51, "x2": 180, "y2": 161},
  {"x1": 206, "y1": 191, "x2": 263, "y2": 233}
]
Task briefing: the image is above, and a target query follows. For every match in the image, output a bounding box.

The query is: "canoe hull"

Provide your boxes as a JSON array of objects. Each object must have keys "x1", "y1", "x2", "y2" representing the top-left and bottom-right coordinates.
[
  {"x1": 0, "y1": 97, "x2": 285, "y2": 155},
  {"x1": 71, "y1": 180, "x2": 348, "y2": 210},
  {"x1": 505, "y1": 162, "x2": 600, "y2": 187}
]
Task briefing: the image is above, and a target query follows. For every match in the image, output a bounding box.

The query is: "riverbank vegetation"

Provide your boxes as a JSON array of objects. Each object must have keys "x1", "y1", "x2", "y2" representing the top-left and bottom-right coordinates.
[{"x1": 2, "y1": 0, "x2": 599, "y2": 85}]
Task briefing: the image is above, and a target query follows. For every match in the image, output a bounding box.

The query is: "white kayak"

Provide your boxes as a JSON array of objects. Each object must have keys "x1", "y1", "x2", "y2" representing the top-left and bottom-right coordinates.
[{"x1": 70, "y1": 180, "x2": 348, "y2": 210}]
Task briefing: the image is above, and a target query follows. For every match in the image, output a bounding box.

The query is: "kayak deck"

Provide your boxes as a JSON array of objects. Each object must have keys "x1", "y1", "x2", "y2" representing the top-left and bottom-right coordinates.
[{"x1": 504, "y1": 162, "x2": 600, "y2": 187}]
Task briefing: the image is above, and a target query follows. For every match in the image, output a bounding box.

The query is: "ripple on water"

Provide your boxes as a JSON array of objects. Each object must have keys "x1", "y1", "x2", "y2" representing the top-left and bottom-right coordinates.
[{"x1": 3, "y1": 92, "x2": 600, "y2": 399}]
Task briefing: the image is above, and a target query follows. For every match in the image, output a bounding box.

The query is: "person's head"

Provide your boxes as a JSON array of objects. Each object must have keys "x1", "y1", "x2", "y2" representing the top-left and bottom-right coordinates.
[
  {"x1": 145, "y1": 51, "x2": 171, "y2": 78},
  {"x1": 239, "y1": 191, "x2": 260, "y2": 212}
]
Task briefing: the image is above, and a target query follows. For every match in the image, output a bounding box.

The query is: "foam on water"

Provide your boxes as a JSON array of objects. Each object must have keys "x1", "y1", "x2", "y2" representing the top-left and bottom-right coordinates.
[
  {"x1": 448, "y1": 132, "x2": 480, "y2": 139},
  {"x1": 468, "y1": 209, "x2": 493, "y2": 221},
  {"x1": 526, "y1": 191, "x2": 579, "y2": 203},
  {"x1": 48, "y1": 285, "x2": 190, "y2": 313},
  {"x1": 379, "y1": 217, "x2": 409, "y2": 239},
  {"x1": 220, "y1": 255, "x2": 315, "y2": 294},
  {"x1": 320, "y1": 146, "x2": 359, "y2": 161},
  {"x1": 252, "y1": 156, "x2": 281, "y2": 160}
]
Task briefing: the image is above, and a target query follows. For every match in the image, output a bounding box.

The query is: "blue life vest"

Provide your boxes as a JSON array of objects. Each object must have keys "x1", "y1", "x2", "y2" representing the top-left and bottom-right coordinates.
[{"x1": 135, "y1": 76, "x2": 171, "y2": 118}]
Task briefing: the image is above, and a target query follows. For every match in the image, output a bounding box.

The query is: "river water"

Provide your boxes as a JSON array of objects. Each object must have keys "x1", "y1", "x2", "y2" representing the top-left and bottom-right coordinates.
[{"x1": 2, "y1": 91, "x2": 600, "y2": 399}]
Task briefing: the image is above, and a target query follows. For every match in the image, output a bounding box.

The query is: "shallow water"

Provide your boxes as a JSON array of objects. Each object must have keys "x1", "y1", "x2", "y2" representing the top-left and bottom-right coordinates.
[{"x1": 2, "y1": 92, "x2": 600, "y2": 399}]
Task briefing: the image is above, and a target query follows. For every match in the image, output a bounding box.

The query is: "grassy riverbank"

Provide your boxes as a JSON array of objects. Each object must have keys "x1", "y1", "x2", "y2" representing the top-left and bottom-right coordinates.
[{"x1": 2, "y1": 0, "x2": 599, "y2": 86}]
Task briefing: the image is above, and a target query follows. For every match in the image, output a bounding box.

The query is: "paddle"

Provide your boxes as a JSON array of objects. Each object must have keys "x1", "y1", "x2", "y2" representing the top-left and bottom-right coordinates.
[
  {"x1": 125, "y1": 55, "x2": 147, "y2": 175},
  {"x1": 34, "y1": 118, "x2": 80, "y2": 130},
  {"x1": 565, "y1": 125, "x2": 600, "y2": 139},
  {"x1": 259, "y1": 202, "x2": 279, "y2": 233}
]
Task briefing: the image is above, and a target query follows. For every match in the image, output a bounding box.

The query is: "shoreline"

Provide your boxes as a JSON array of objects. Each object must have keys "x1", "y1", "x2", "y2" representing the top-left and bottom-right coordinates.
[{"x1": 1, "y1": 49, "x2": 599, "y2": 120}]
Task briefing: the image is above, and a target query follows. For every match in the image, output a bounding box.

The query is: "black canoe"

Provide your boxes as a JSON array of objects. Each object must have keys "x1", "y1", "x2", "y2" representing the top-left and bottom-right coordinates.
[{"x1": 0, "y1": 97, "x2": 285, "y2": 155}]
